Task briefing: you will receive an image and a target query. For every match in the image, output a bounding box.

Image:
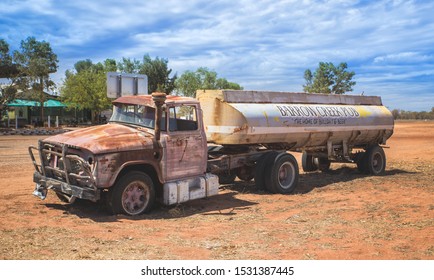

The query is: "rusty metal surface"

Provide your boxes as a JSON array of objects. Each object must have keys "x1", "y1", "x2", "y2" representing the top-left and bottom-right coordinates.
[
  {"x1": 160, "y1": 130, "x2": 208, "y2": 181},
  {"x1": 196, "y1": 90, "x2": 383, "y2": 105},
  {"x1": 113, "y1": 94, "x2": 196, "y2": 107},
  {"x1": 158, "y1": 100, "x2": 208, "y2": 181},
  {"x1": 95, "y1": 148, "x2": 161, "y2": 188},
  {"x1": 44, "y1": 123, "x2": 155, "y2": 154},
  {"x1": 34, "y1": 126, "x2": 162, "y2": 192}
]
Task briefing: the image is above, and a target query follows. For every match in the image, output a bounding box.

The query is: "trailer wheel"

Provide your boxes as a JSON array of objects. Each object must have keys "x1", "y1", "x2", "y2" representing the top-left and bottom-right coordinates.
[
  {"x1": 302, "y1": 151, "x2": 317, "y2": 172},
  {"x1": 109, "y1": 171, "x2": 155, "y2": 216},
  {"x1": 315, "y1": 157, "x2": 331, "y2": 172},
  {"x1": 355, "y1": 152, "x2": 367, "y2": 173},
  {"x1": 236, "y1": 166, "x2": 255, "y2": 182},
  {"x1": 266, "y1": 153, "x2": 299, "y2": 194},
  {"x1": 364, "y1": 145, "x2": 386, "y2": 175},
  {"x1": 254, "y1": 151, "x2": 279, "y2": 190},
  {"x1": 218, "y1": 171, "x2": 237, "y2": 184}
]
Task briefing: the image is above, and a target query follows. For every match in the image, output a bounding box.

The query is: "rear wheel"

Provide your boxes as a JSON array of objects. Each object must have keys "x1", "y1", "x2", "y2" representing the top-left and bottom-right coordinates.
[
  {"x1": 355, "y1": 152, "x2": 367, "y2": 173},
  {"x1": 254, "y1": 151, "x2": 278, "y2": 190},
  {"x1": 364, "y1": 145, "x2": 386, "y2": 175},
  {"x1": 315, "y1": 157, "x2": 331, "y2": 172},
  {"x1": 302, "y1": 151, "x2": 317, "y2": 172},
  {"x1": 265, "y1": 153, "x2": 299, "y2": 194},
  {"x1": 109, "y1": 171, "x2": 155, "y2": 216}
]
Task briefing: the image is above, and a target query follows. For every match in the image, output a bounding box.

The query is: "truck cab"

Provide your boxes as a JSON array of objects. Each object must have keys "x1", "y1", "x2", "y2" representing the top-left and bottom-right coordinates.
[{"x1": 30, "y1": 93, "x2": 220, "y2": 216}]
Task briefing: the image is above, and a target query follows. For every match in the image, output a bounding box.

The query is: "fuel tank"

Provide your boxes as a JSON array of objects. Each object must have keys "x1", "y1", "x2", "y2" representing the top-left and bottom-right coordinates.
[{"x1": 196, "y1": 90, "x2": 394, "y2": 149}]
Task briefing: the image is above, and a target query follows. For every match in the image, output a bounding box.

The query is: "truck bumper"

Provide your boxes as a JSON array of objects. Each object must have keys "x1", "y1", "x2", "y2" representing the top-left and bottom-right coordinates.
[
  {"x1": 29, "y1": 142, "x2": 100, "y2": 203},
  {"x1": 32, "y1": 172, "x2": 100, "y2": 202}
]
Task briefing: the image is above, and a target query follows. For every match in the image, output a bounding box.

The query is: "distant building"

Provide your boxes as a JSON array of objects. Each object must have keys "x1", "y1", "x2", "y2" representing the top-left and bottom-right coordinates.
[{"x1": 1, "y1": 87, "x2": 91, "y2": 128}]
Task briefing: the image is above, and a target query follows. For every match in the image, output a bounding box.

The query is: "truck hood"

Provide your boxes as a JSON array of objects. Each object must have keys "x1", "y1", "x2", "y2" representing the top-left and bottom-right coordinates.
[{"x1": 44, "y1": 123, "x2": 155, "y2": 154}]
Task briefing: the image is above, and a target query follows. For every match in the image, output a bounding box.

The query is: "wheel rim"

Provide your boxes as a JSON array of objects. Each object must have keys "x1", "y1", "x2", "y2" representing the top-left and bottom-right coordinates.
[
  {"x1": 122, "y1": 181, "x2": 149, "y2": 215},
  {"x1": 278, "y1": 162, "x2": 296, "y2": 190},
  {"x1": 372, "y1": 152, "x2": 384, "y2": 173}
]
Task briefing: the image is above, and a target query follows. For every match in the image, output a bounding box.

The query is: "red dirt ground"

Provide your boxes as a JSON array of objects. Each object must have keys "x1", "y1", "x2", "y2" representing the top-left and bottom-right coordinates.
[{"x1": 0, "y1": 121, "x2": 433, "y2": 260}]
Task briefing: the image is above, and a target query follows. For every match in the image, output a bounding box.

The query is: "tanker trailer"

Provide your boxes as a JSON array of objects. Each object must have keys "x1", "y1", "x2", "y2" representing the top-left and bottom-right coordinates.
[{"x1": 197, "y1": 90, "x2": 394, "y2": 192}]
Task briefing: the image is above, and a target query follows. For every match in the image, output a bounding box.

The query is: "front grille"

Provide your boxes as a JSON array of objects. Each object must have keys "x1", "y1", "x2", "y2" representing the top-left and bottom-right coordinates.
[{"x1": 35, "y1": 141, "x2": 95, "y2": 188}]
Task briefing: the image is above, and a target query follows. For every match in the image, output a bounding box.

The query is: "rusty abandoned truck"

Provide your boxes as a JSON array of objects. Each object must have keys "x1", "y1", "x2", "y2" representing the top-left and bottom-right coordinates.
[{"x1": 29, "y1": 89, "x2": 394, "y2": 215}]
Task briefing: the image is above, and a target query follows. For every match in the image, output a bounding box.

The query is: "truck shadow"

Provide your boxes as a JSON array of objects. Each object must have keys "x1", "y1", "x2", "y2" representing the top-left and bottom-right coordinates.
[
  {"x1": 225, "y1": 166, "x2": 415, "y2": 195},
  {"x1": 296, "y1": 167, "x2": 415, "y2": 194},
  {"x1": 44, "y1": 166, "x2": 414, "y2": 221},
  {"x1": 44, "y1": 191, "x2": 258, "y2": 222}
]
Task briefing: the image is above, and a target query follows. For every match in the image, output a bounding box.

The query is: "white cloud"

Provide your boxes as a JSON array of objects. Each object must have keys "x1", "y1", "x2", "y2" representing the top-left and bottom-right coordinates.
[
  {"x1": 374, "y1": 52, "x2": 433, "y2": 64},
  {"x1": 1, "y1": 0, "x2": 433, "y2": 110}
]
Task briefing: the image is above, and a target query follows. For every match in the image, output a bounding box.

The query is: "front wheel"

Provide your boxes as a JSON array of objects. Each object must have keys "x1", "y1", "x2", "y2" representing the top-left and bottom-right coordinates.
[{"x1": 108, "y1": 171, "x2": 155, "y2": 216}]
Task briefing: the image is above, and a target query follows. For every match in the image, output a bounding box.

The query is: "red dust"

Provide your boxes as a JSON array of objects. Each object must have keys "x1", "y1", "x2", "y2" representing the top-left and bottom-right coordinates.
[{"x1": 0, "y1": 121, "x2": 433, "y2": 260}]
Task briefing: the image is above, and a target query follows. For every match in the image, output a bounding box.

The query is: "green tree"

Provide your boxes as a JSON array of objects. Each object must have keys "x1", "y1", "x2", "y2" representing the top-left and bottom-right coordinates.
[
  {"x1": 391, "y1": 109, "x2": 400, "y2": 120},
  {"x1": 116, "y1": 56, "x2": 176, "y2": 93},
  {"x1": 303, "y1": 62, "x2": 355, "y2": 94},
  {"x1": 174, "y1": 70, "x2": 201, "y2": 97},
  {"x1": 0, "y1": 39, "x2": 19, "y2": 116},
  {"x1": 175, "y1": 67, "x2": 243, "y2": 97},
  {"x1": 104, "y1": 59, "x2": 117, "y2": 72},
  {"x1": 60, "y1": 59, "x2": 113, "y2": 123},
  {"x1": 74, "y1": 59, "x2": 93, "y2": 73},
  {"x1": 117, "y1": 57, "x2": 141, "y2": 74},
  {"x1": 139, "y1": 55, "x2": 177, "y2": 94},
  {"x1": 0, "y1": 39, "x2": 20, "y2": 78},
  {"x1": 13, "y1": 37, "x2": 58, "y2": 123}
]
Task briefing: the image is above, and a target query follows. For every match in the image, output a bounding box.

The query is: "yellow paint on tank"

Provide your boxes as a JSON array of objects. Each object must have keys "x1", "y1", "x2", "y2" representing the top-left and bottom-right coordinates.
[
  {"x1": 263, "y1": 111, "x2": 269, "y2": 126},
  {"x1": 356, "y1": 106, "x2": 372, "y2": 118}
]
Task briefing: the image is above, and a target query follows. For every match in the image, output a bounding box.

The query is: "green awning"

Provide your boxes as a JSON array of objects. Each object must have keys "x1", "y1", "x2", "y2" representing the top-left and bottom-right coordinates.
[
  {"x1": 43, "y1": 99, "x2": 67, "y2": 107},
  {"x1": 7, "y1": 99, "x2": 66, "y2": 107},
  {"x1": 7, "y1": 99, "x2": 39, "y2": 107}
]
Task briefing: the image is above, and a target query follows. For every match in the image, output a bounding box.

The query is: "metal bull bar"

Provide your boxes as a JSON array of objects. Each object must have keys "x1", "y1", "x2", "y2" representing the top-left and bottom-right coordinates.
[{"x1": 28, "y1": 140, "x2": 99, "y2": 202}]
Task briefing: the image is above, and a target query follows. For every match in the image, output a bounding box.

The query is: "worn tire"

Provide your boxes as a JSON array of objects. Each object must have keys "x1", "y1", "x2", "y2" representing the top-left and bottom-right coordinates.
[
  {"x1": 265, "y1": 153, "x2": 299, "y2": 194},
  {"x1": 315, "y1": 157, "x2": 331, "y2": 172},
  {"x1": 364, "y1": 145, "x2": 386, "y2": 175},
  {"x1": 254, "y1": 151, "x2": 279, "y2": 190},
  {"x1": 355, "y1": 152, "x2": 367, "y2": 173},
  {"x1": 109, "y1": 171, "x2": 155, "y2": 216},
  {"x1": 302, "y1": 151, "x2": 317, "y2": 172}
]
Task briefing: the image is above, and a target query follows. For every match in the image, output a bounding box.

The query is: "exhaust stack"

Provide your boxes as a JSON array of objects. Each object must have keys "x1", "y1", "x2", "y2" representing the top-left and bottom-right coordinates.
[{"x1": 151, "y1": 92, "x2": 167, "y2": 142}]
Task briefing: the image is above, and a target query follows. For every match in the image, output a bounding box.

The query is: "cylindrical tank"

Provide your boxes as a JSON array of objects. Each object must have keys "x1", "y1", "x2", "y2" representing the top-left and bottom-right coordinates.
[{"x1": 196, "y1": 90, "x2": 394, "y2": 149}]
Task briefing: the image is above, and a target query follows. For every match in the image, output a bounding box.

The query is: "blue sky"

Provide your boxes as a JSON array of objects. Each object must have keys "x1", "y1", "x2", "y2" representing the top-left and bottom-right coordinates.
[{"x1": 1, "y1": 0, "x2": 433, "y2": 111}]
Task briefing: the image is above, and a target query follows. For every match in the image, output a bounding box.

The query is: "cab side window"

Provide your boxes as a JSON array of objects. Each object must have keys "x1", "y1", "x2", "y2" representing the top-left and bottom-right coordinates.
[{"x1": 168, "y1": 105, "x2": 198, "y2": 132}]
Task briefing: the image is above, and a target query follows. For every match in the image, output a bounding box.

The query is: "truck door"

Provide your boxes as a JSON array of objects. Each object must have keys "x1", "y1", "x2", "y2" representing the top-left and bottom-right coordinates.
[{"x1": 164, "y1": 104, "x2": 207, "y2": 181}]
